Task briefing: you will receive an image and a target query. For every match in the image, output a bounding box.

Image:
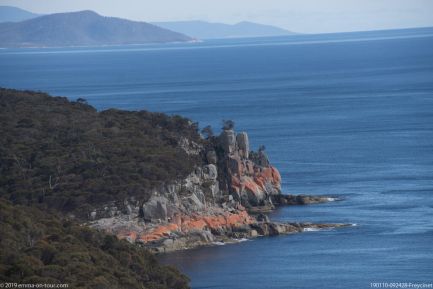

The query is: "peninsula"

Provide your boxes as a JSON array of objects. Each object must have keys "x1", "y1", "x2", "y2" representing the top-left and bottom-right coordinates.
[{"x1": 0, "y1": 88, "x2": 347, "y2": 288}]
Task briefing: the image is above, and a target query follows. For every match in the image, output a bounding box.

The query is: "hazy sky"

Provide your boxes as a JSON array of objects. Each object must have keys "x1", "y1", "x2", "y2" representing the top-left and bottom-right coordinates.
[{"x1": 2, "y1": 0, "x2": 433, "y2": 33}]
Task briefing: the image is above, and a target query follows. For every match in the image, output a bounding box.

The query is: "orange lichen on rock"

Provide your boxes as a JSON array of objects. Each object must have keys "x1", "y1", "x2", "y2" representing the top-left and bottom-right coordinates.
[
  {"x1": 261, "y1": 167, "x2": 281, "y2": 185},
  {"x1": 139, "y1": 223, "x2": 179, "y2": 242},
  {"x1": 182, "y1": 217, "x2": 207, "y2": 231},
  {"x1": 244, "y1": 178, "x2": 262, "y2": 193},
  {"x1": 271, "y1": 166, "x2": 282, "y2": 183},
  {"x1": 225, "y1": 210, "x2": 251, "y2": 225},
  {"x1": 232, "y1": 165, "x2": 281, "y2": 195},
  {"x1": 134, "y1": 210, "x2": 254, "y2": 244}
]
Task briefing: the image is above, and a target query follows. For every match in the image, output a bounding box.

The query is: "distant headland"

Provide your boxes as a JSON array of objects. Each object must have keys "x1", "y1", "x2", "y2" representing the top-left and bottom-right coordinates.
[{"x1": 0, "y1": 6, "x2": 296, "y2": 48}]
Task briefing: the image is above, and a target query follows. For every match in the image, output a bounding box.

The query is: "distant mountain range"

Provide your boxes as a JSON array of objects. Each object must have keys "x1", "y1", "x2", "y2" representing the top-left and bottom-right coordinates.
[
  {"x1": 152, "y1": 20, "x2": 295, "y2": 39},
  {"x1": 0, "y1": 6, "x2": 296, "y2": 48},
  {"x1": 0, "y1": 5, "x2": 40, "y2": 22},
  {"x1": 0, "y1": 10, "x2": 193, "y2": 48}
]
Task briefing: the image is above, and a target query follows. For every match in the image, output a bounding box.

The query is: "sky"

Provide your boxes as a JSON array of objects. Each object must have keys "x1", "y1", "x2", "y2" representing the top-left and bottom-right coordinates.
[{"x1": 2, "y1": 0, "x2": 433, "y2": 33}]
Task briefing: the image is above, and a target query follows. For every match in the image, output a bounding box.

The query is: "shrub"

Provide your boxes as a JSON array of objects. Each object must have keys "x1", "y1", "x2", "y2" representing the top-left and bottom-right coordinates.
[{"x1": 0, "y1": 199, "x2": 190, "y2": 289}]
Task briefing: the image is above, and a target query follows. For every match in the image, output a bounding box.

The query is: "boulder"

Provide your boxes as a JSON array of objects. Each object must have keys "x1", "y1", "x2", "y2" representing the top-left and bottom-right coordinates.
[
  {"x1": 232, "y1": 224, "x2": 251, "y2": 233},
  {"x1": 220, "y1": 129, "x2": 237, "y2": 154},
  {"x1": 236, "y1": 132, "x2": 250, "y2": 159},
  {"x1": 245, "y1": 160, "x2": 255, "y2": 175},
  {"x1": 251, "y1": 223, "x2": 270, "y2": 236},
  {"x1": 203, "y1": 181, "x2": 220, "y2": 200},
  {"x1": 256, "y1": 213, "x2": 270, "y2": 223},
  {"x1": 162, "y1": 238, "x2": 174, "y2": 247},
  {"x1": 202, "y1": 164, "x2": 218, "y2": 180},
  {"x1": 264, "y1": 181, "x2": 279, "y2": 196},
  {"x1": 109, "y1": 207, "x2": 118, "y2": 217},
  {"x1": 126, "y1": 205, "x2": 133, "y2": 215},
  {"x1": 160, "y1": 238, "x2": 188, "y2": 253},
  {"x1": 183, "y1": 193, "x2": 205, "y2": 211},
  {"x1": 228, "y1": 156, "x2": 243, "y2": 176},
  {"x1": 198, "y1": 230, "x2": 214, "y2": 242},
  {"x1": 245, "y1": 189, "x2": 264, "y2": 206},
  {"x1": 231, "y1": 190, "x2": 241, "y2": 202},
  {"x1": 258, "y1": 150, "x2": 270, "y2": 167},
  {"x1": 194, "y1": 191, "x2": 206, "y2": 206},
  {"x1": 210, "y1": 227, "x2": 226, "y2": 236},
  {"x1": 142, "y1": 196, "x2": 169, "y2": 221},
  {"x1": 206, "y1": 150, "x2": 217, "y2": 164},
  {"x1": 269, "y1": 223, "x2": 285, "y2": 235},
  {"x1": 274, "y1": 194, "x2": 331, "y2": 205}
]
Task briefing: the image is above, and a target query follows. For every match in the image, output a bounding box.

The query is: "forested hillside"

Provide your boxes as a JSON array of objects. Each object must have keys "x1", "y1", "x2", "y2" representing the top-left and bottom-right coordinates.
[
  {"x1": 0, "y1": 88, "x2": 202, "y2": 218},
  {"x1": 0, "y1": 199, "x2": 189, "y2": 288}
]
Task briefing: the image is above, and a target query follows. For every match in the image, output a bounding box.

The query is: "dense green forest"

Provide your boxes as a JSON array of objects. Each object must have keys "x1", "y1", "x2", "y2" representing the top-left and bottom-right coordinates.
[
  {"x1": 0, "y1": 88, "x2": 199, "y2": 288},
  {"x1": 0, "y1": 88, "x2": 202, "y2": 217},
  {"x1": 0, "y1": 199, "x2": 189, "y2": 289}
]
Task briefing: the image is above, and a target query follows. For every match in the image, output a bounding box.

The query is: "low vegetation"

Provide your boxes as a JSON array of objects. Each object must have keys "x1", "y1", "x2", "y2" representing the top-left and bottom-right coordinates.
[{"x1": 0, "y1": 199, "x2": 190, "y2": 289}]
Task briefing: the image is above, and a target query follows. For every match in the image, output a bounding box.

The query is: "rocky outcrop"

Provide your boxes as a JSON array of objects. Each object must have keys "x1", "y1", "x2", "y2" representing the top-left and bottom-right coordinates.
[
  {"x1": 220, "y1": 129, "x2": 237, "y2": 154},
  {"x1": 105, "y1": 213, "x2": 350, "y2": 253},
  {"x1": 89, "y1": 128, "x2": 283, "y2": 221},
  {"x1": 219, "y1": 129, "x2": 282, "y2": 209},
  {"x1": 89, "y1": 127, "x2": 344, "y2": 253},
  {"x1": 144, "y1": 221, "x2": 351, "y2": 253},
  {"x1": 137, "y1": 209, "x2": 253, "y2": 245},
  {"x1": 236, "y1": 132, "x2": 249, "y2": 159},
  {"x1": 274, "y1": 194, "x2": 338, "y2": 205}
]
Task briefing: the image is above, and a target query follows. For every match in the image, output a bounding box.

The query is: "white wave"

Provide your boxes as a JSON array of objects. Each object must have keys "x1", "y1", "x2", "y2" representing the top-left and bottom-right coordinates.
[
  {"x1": 303, "y1": 227, "x2": 321, "y2": 232},
  {"x1": 235, "y1": 238, "x2": 249, "y2": 243},
  {"x1": 212, "y1": 238, "x2": 249, "y2": 246},
  {"x1": 303, "y1": 223, "x2": 356, "y2": 232}
]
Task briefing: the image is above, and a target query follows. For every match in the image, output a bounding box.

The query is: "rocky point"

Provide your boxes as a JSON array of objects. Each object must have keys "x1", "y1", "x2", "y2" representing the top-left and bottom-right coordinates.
[{"x1": 90, "y1": 128, "x2": 346, "y2": 252}]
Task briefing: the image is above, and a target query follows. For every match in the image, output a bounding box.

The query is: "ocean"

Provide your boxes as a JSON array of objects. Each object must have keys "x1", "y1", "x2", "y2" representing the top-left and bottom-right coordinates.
[{"x1": 1, "y1": 27, "x2": 432, "y2": 289}]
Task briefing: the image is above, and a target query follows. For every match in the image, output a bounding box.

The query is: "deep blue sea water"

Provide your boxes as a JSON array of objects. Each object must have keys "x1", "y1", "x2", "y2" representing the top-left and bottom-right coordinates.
[{"x1": 1, "y1": 28, "x2": 433, "y2": 289}]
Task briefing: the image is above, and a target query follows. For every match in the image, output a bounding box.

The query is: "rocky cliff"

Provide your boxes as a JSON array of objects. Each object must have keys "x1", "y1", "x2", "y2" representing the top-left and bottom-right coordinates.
[
  {"x1": 91, "y1": 128, "x2": 340, "y2": 252},
  {"x1": 89, "y1": 127, "x2": 283, "y2": 221},
  {"x1": 218, "y1": 129, "x2": 282, "y2": 208}
]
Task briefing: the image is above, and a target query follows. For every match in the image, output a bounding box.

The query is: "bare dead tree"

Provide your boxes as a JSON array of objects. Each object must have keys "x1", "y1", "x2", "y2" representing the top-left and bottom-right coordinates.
[
  {"x1": 11, "y1": 154, "x2": 29, "y2": 179},
  {"x1": 48, "y1": 164, "x2": 62, "y2": 190}
]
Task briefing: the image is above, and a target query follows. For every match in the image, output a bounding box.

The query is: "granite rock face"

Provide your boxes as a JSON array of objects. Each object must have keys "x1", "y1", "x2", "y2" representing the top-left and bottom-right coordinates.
[
  {"x1": 219, "y1": 129, "x2": 281, "y2": 208},
  {"x1": 89, "y1": 128, "x2": 343, "y2": 252},
  {"x1": 105, "y1": 214, "x2": 350, "y2": 253},
  {"x1": 236, "y1": 132, "x2": 249, "y2": 159},
  {"x1": 220, "y1": 129, "x2": 237, "y2": 154},
  {"x1": 142, "y1": 196, "x2": 169, "y2": 222},
  {"x1": 206, "y1": 150, "x2": 218, "y2": 164}
]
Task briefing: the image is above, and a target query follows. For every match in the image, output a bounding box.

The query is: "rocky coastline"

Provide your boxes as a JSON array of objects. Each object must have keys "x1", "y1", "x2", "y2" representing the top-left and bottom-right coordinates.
[
  {"x1": 1, "y1": 88, "x2": 350, "y2": 288},
  {"x1": 89, "y1": 127, "x2": 348, "y2": 253}
]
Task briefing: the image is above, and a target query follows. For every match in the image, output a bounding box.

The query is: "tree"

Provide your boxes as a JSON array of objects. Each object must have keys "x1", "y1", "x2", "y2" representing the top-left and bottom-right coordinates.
[
  {"x1": 76, "y1": 98, "x2": 88, "y2": 104},
  {"x1": 200, "y1": 125, "x2": 214, "y2": 139},
  {"x1": 222, "y1": 120, "x2": 235, "y2": 130}
]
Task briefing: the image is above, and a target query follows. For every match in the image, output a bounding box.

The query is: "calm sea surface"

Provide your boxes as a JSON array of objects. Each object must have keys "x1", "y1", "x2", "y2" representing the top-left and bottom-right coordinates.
[{"x1": 1, "y1": 28, "x2": 433, "y2": 289}]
